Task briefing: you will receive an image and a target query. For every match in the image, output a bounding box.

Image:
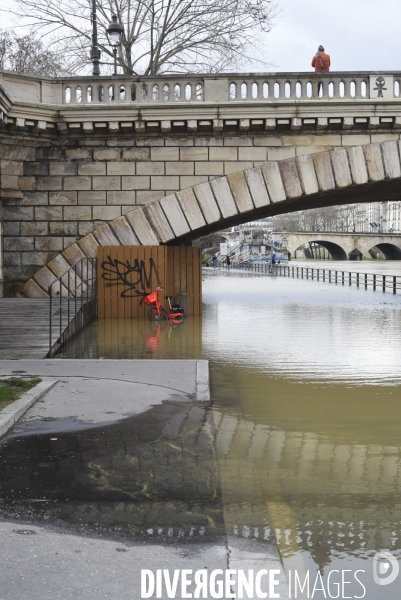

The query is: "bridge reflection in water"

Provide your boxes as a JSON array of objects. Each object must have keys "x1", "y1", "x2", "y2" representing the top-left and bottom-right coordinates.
[
  {"x1": 1, "y1": 380, "x2": 400, "y2": 570},
  {"x1": 2, "y1": 271, "x2": 401, "y2": 593}
]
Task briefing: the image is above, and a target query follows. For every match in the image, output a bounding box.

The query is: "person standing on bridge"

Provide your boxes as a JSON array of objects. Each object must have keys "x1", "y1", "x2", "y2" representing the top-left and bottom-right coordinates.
[
  {"x1": 312, "y1": 45, "x2": 331, "y2": 72},
  {"x1": 312, "y1": 45, "x2": 331, "y2": 95}
]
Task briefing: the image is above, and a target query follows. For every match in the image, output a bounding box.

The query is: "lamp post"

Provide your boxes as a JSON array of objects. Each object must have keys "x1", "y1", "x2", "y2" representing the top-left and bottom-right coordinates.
[
  {"x1": 107, "y1": 15, "x2": 123, "y2": 76},
  {"x1": 91, "y1": 0, "x2": 101, "y2": 76}
]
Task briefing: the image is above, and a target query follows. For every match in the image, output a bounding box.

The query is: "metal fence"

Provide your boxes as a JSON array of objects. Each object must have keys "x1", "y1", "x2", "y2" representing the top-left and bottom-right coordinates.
[
  {"x1": 222, "y1": 262, "x2": 401, "y2": 294},
  {"x1": 49, "y1": 258, "x2": 97, "y2": 357}
]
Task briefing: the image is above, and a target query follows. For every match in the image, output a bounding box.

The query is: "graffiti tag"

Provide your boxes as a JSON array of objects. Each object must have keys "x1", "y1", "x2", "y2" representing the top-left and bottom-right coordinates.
[{"x1": 101, "y1": 255, "x2": 161, "y2": 299}]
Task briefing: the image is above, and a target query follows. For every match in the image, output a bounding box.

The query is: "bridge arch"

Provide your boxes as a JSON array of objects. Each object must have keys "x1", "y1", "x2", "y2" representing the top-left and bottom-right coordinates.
[
  {"x1": 21, "y1": 141, "x2": 401, "y2": 297},
  {"x1": 292, "y1": 240, "x2": 348, "y2": 261},
  {"x1": 367, "y1": 243, "x2": 401, "y2": 260}
]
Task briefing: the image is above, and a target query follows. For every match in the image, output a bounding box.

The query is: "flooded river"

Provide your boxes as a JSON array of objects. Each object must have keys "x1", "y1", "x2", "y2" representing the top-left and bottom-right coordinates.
[{"x1": 2, "y1": 266, "x2": 401, "y2": 598}]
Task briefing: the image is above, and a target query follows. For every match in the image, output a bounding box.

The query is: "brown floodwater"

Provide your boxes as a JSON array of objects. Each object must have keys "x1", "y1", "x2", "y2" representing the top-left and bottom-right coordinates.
[{"x1": 12, "y1": 270, "x2": 401, "y2": 597}]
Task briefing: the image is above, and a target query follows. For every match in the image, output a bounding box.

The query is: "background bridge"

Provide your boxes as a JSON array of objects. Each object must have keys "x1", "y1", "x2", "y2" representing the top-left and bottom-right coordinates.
[{"x1": 285, "y1": 231, "x2": 401, "y2": 260}]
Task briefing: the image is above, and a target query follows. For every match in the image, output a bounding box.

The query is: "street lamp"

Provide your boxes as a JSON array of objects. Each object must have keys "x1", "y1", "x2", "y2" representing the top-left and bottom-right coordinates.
[
  {"x1": 91, "y1": 0, "x2": 101, "y2": 76},
  {"x1": 107, "y1": 15, "x2": 123, "y2": 76}
]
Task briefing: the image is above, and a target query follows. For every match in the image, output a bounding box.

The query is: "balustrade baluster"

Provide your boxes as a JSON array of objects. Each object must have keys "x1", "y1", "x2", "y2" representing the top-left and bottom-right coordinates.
[{"x1": 312, "y1": 80, "x2": 319, "y2": 98}]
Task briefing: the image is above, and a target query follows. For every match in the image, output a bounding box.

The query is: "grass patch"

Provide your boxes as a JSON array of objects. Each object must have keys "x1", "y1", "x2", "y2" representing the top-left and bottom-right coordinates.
[{"x1": 0, "y1": 378, "x2": 42, "y2": 410}]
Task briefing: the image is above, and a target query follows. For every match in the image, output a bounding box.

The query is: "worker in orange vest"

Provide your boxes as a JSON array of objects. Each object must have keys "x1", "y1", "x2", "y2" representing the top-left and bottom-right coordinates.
[{"x1": 312, "y1": 45, "x2": 331, "y2": 72}]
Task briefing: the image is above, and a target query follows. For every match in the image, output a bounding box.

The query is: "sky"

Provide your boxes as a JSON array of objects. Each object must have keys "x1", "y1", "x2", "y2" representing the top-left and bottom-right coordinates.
[
  {"x1": 262, "y1": 0, "x2": 401, "y2": 73},
  {"x1": 1, "y1": 0, "x2": 401, "y2": 73}
]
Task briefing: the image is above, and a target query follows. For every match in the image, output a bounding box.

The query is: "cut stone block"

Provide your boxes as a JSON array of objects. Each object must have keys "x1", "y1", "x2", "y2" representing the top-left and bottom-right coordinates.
[
  {"x1": 363, "y1": 143, "x2": 385, "y2": 181},
  {"x1": 61, "y1": 243, "x2": 87, "y2": 267},
  {"x1": 244, "y1": 167, "x2": 270, "y2": 209},
  {"x1": 176, "y1": 188, "x2": 206, "y2": 231},
  {"x1": 382, "y1": 141, "x2": 401, "y2": 178},
  {"x1": 109, "y1": 216, "x2": 140, "y2": 245},
  {"x1": 330, "y1": 148, "x2": 352, "y2": 188},
  {"x1": 295, "y1": 155, "x2": 319, "y2": 195},
  {"x1": 143, "y1": 202, "x2": 175, "y2": 243},
  {"x1": 125, "y1": 208, "x2": 159, "y2": 245},
  {"x1": 313, "y1": 152, "x2": 336, "y2": 191},
  {"x1": 210, "y1": 177, "x2": 238, "y2": 218},
  {"x1": 33, "y1": 266, "x2": 57, "y2": 294},
  {"x1": 47, "y1": 255, "x2": 72, "y2": 278},
  {"x1": 260, "y1": 162, "x2": 286, "y2": 203},
  {"x1": 192, "y1": 182, "x2": 221, "y2": 224},
  {"x1": 93, "y1": 224, "x2": 120, "y2": 246},
  {"x1": 278, "y1": 159, "x2": 303, "y2": 198},
  {"x1": 226, "y1": 172, "x2": 254, "y2": 213},
  {"x1": 21, "y1": 278, "x2": 49, "y2": 298},
  {"x1": 347, "y1": 146, "x2": 368, "y2": 184},
  {"x1": 77, "y1": 233, "x2": 99, "y2": 258},
  {"x1": 160, "y1": 194, "x2": 191, "y2": 238}
]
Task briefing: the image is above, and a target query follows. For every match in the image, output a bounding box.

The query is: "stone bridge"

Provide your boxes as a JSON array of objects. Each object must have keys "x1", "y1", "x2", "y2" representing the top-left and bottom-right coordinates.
[
  {"x1": 285, "y1": 231, "x2": 401, "y2": 260},
  {"x1": 1, "y1": 69, "x2": 401, "y2": 295}
]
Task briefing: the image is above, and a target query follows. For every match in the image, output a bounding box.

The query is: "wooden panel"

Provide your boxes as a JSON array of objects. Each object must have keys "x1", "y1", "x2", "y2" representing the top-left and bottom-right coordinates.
[
  {"x1": 97, "y1": 245, "x2": 201, "y2": 318},
  {"x1": 186, "y1": 248, "x2": 194, "y2": 316},
  {"x1": 193, "y1": 247, "x2": 201, "y2": 316}
]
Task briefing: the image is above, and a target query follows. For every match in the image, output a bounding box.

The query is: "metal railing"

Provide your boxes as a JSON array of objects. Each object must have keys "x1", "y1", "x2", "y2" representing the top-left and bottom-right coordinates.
[
  {"x1": 225, "y1": 262, "x2": 401, "y2": 294},
  {"x1": 49, "y1": 258, "x2": 97, "y2": 357}
]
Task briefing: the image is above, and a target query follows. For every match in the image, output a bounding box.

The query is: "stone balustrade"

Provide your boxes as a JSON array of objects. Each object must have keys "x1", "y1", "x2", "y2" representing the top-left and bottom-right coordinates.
[{"x1": 1, "y1": 69, "x2": 401, "y2": 106}]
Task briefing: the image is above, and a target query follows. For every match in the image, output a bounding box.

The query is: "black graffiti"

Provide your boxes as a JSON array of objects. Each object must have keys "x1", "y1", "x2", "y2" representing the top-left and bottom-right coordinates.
[{"x1": 101, "y1": 255, "x2": 161, "y2": 299}]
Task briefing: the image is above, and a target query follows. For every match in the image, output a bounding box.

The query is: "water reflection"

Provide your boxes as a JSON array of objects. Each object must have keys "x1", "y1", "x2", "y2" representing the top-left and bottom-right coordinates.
[{"x1": 3, "y1": 272, "x2": 401, "y2": 597}]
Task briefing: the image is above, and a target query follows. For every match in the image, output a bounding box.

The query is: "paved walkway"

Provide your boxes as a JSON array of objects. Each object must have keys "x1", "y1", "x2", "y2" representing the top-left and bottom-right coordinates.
[
  {"x1": 0, "y1": 359, "x2": 290, "y2": 599},
  {"x1": 0, "y1": 299, "x2": 50, "y2": 359}
]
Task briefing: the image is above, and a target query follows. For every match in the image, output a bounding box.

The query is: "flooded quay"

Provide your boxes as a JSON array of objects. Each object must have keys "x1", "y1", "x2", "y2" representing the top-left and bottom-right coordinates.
[{"x1": 1, "y1": 267, "x2": 401, "y2": 598}]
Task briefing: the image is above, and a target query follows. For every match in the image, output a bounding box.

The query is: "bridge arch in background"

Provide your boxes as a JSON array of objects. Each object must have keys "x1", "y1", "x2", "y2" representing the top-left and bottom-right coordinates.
[
  {"x1": 293, "y1": 241, "x2": 348, "y2": 261},
  {"x1": 367, "y1": 243, "x2": 401, "y2": 260},
  {"x1": 21, "y1": 141, "x2": 401, "y2": 298}
]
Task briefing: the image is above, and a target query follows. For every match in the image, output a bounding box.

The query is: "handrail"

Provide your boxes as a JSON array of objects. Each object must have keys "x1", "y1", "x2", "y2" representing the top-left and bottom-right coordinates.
[
  {"x1": 215, "y1": 262, "x2": 401, "y2": 294},
  {"x1": 49, "y1": 258, "x2": 97, "y2": 356}
]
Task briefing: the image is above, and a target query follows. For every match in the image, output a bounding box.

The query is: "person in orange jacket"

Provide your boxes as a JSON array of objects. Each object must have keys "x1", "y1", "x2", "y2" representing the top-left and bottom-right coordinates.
[
  {"x1": 312, "y1": 45, "x2": 330, "y2": 95},
  {"x1": 312, "y1": 45, "x2": 331, "y2": 72}
]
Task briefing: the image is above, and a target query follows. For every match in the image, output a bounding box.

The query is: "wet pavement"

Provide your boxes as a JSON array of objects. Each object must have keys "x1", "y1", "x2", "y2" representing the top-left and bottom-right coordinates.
[{"x1": 1, "y1": 268, "x2": 401, "y2": 598}]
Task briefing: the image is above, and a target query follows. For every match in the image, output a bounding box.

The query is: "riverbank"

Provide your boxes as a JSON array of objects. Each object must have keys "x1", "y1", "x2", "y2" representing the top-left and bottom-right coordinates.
[{"x1": 0, "y1": 358, "x2": 291, "y2": 599}]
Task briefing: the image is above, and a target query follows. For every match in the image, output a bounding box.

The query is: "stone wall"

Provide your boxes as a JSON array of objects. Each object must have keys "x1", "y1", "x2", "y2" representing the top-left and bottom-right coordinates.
[{"x1": 1, "y1": 129, "x2": 401, "y2": 295}]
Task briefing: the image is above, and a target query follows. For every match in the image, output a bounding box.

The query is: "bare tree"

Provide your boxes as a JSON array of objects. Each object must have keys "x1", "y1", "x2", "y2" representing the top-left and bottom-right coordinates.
[
  {"x1": 0, "y1": 29, "x2": 74, "y2": 76},
  {"x1": 6, "y1": 0, "x2": 279, "y2": 75}
]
